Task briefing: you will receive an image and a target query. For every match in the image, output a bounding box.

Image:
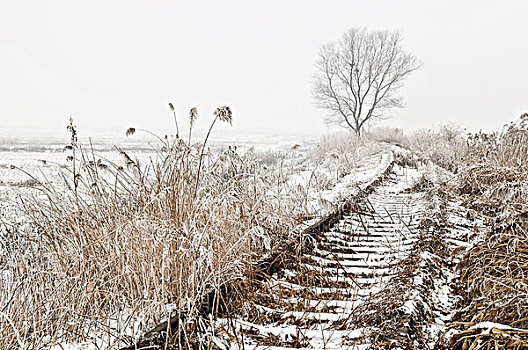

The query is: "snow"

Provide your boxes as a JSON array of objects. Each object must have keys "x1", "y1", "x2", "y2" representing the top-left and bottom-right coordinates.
[
  {"x1": 469, "y1": 322, "x2": 528, "y2": 333},
  {"x1": 216, "y1": 318, "x2": 368, "y2": 350},
  {"x1": 1, "y1": 139, "x2": 484, "y2": 349},
  {"x1": 1, "y1": 137, "x2": 391, "y2": 349}
]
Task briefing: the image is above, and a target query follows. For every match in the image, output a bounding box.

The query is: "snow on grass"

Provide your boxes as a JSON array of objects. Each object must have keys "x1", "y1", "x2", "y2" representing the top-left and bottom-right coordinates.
[
  {"x1": 1, "y1": 134, "x2": 385, "y2": 349},
  {"x1": 216, "y1": 318, "x2": 367, "y2": 350}
]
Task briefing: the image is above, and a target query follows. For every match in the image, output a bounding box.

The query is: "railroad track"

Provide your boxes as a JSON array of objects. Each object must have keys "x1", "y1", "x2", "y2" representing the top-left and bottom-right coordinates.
[
  {"x1": 126, "y1": 150, "x2": 478, "y2": 349},
  {"x1": 213, "y1": 158, "x2": 440, "y2": 349}
]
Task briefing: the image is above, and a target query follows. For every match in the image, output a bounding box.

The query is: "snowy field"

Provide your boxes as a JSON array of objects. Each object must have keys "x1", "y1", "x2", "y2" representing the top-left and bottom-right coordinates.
[
  {"x1": 0, "y1": 134, "x2": 314, "y2": 212},
  {"x1": 0, "y1": 134, "x2": 315, "y2": 256},
  {"x1": 3, "y1": 129, "x2": 524, "y2": 349},
  {"x1": 1, "y1": 133, "x2": 388, "y2": 349},
  {"x1": 0, "y1": 132, "x2": 378, "y2": 224}
]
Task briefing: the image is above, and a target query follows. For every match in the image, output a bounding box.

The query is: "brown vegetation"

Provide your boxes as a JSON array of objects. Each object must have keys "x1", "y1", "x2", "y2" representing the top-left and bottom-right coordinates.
[
  {"x1": 0, "y1": 108, "x2": 378, "y2": 349},
  {"x1": 0, "y1": 109, "x2": 298, "y2": 348},
  {"x1": 415, "y1": 114, "x2": 528, "y2": 349}
]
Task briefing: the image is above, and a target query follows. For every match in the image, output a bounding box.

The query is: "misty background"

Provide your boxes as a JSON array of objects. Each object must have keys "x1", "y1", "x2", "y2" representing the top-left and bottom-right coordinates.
[{"x1": 1, "y1": 0, "x2": 527, "y2": 139}]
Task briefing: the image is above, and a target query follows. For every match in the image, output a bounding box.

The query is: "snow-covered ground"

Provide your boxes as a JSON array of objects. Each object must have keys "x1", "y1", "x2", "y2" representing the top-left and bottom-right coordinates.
[
  {"x1": 1, "y1": 134, "x2": 387, "y2": 349},
  {"x1": 5, "y1": 137, "x2": 484, "y2": 350},
  {"x1": 1, "y1": 136, "x2": 496, "y2": 349}
]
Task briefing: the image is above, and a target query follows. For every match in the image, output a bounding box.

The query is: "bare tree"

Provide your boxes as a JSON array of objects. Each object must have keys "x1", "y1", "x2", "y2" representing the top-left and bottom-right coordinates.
[{"x1": 313, "y1": 27, "x2": 420, "y2": 136}]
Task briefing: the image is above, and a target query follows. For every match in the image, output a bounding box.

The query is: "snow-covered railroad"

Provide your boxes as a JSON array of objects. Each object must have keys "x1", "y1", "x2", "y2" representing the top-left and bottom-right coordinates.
[
  {"x1": 210, "y1": 155, "x2": 432, "y2": 349},
  {"x1": 122, "y1": 147, "x2": 479, "y2": 350}
]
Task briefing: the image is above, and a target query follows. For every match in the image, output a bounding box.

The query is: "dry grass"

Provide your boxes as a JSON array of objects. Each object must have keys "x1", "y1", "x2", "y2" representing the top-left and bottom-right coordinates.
[
  {"x1": 423, "y1": 114, "x2": 528, "y2": 349},
  {"x1": 370, "y1": 115, "x2": 528, "y2": 348},
  {"x1": 367, "y1": 126, "x2": 406, "y2": 145},
  {"x1": 308, "y1": 131, "x2": 381, "y2": 190},
  {"x1": 0, "y1": 108, "x2": 299, "y2": 349},
  {"x1": 0, "y1": 108, "x2": 375, "y2": 348},
  {"x1": 406, "y1": 123, "x2": 466, "y2": 173}
]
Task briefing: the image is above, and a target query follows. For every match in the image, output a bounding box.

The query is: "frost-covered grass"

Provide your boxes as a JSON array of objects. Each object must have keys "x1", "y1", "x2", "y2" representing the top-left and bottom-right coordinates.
[
  {"x1": 5, "y1": 111, "x2": 526, "y2": 349},
  {"x1": 0, "y1": 113, "x2": 382, "y2": 348},
  {"x1": 394, "y1": 114, "x2": 528, "y2": 349}
]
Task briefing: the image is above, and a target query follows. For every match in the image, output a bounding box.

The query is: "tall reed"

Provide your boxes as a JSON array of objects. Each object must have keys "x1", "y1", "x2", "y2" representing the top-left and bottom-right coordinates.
[
  {"x1": 0, "y1": 108, "x2": 378, "y2": 348},
  {"x1": 0, "y1": 106, "x2": 294, "y2": 348}
]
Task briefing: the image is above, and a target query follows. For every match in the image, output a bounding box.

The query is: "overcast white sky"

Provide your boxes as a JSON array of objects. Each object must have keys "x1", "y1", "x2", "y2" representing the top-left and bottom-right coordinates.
[{"x1": 1, "y1": 0, "x2": 527, "y2": 138}]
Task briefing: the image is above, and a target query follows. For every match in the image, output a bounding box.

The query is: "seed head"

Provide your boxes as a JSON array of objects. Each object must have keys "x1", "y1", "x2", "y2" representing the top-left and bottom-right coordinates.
[
  {"x1": 126, "y1": 128, "x2": 136, "y2": 137},
  {"x1": 169, "y1": 103, "x2": 175, "y2": 111},
  {"x1": 66, "y1": 118, "x2": 78, "y2": 145},
  {"x1": 214, "y1": 106, "x2": 233, "y2": 126},
  {"x1": 96, "y1": 159, "x2": 108, "y2": 169},
  {"x1": 189, "y1": 107, "x2": 198, "y2": 128}
]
